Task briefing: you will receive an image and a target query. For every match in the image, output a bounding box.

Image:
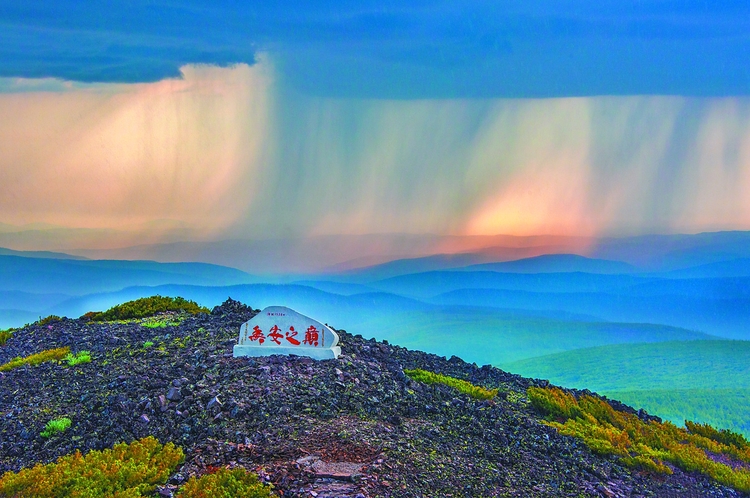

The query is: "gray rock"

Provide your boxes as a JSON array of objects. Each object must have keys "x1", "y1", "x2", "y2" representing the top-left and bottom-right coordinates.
[
  {"x1": 166, "y1": 387, "x2": 182, "y2": 401},
  {"x1": 206, "y1": 396, "x2": 222, "y2": 410}
]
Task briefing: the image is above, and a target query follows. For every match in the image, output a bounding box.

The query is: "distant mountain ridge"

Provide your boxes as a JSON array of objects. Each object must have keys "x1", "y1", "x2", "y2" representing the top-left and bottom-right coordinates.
[
  {"x1": 459, "y1": 254, "x2": 636, "y2": 274},
  {"x1": 0, "y1": 255, "x2": 255, "y2": 295},
  {"x1": 0, "y1": 247, "x2": 86, "y2": 260}
]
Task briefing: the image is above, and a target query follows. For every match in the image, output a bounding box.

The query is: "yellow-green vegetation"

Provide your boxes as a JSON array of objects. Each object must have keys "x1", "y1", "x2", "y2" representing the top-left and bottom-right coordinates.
[
  {"x1": 64, "y1": 350, "x2": 92, "y2": 366},
  {"x1": 86, "y1": 295, "x2": 209, "y2": 322},
  {"x1": 0, "y1": 438, "x2": 275, "y2": 497},
  {"x1": 37, "y1": 315, "x2": 62, "y2": 326},
  {"x1": 175, "y1": 467, "x2": 275, "y2": 498},
  {"x1": 140, "y1": 314, "x2": 183, "y2": 328},
  {"x1": 685, "y1": 420, "x2": 749, "y2": 449},
  {"x1": 0, "y1": 346, "x2": 70, "y2": 372},
  {"x1": 0, "y1": 328, "x2": 13, "y2": 346},
  {"x1": 0, "y1": 436, "x2": 184, "y2": 497},
  {"x1": 528, "y1": 386, "x2": 750, "y2": 492},
  {"x1": 40, "y1": 417, "x2": 71, "y2": 438},
  {"x1": 404, "y1": 368, "x2": 498, "y2": 400},
  {"x1": 143, "y1": 341, "x2": 154, "y2": 348}
]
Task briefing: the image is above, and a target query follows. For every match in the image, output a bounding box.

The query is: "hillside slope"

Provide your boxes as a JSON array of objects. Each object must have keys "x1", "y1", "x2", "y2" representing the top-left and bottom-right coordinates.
[{"x1": 0, "y1": 300, "x2": 745, "y2": 497}]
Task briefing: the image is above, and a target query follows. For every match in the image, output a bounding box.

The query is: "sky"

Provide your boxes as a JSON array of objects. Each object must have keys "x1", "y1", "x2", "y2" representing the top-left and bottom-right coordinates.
[{"x1": 1, "y1": 1, "x2": 750, "y2": 257}]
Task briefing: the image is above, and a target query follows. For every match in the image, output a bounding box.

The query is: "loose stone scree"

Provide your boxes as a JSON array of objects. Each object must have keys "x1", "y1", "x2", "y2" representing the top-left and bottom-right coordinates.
[{"x1": 233, "y1": 306, "x2": 341, "y2": 360}]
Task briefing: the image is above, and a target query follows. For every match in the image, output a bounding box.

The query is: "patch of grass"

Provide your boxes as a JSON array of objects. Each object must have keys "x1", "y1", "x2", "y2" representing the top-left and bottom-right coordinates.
[
  {"x1": 0, "y1": 347, "x2": 70, "y2": 372},
  {"x1": 528, "y1": 386, "x2": 750, "y2": 492},
  {"x1": 0, "y1": 328, "x2": 14, "y2": 346},
  {"x1": 86, "y1": 295, "x2": 209, "y2": 322},
  {"x1": 40, "y1": 417, "x2": 71, "y2": 438},
  {"x1": 0, "y1": 436, "x2": 184, "y2": 497},
  {"x1": 140, "y1": 314, "x2": 183, "y2": 328},
  {"x1": 64, "y1": 351, "x2": 91, "y2": 366},
  {"x1": 175, "y1": 467, "x2": 275, "y2": 498},
  {"x1": 404, "y1": 368, "x2": 498, "y2": 400},
  {"x1": 143, "y1": 341, "x2": 154, "y2": 348}
]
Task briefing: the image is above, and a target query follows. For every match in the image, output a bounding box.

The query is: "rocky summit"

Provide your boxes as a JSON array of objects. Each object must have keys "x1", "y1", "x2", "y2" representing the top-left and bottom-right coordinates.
[{"x1": 0, "y1": 299, "x2": 745, "y2": 497}]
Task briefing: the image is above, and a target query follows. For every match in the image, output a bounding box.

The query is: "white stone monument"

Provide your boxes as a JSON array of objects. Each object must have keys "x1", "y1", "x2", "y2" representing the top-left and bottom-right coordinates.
[{"x1": 233, "y1": 306, "x2": 341, "y2": 360}]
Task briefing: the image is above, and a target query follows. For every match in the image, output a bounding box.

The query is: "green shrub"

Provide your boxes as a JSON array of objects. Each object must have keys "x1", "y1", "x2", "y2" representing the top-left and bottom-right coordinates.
[
  {"x1": 65, "y1": 351, "x2": 92, "y2": 366},
  {"x1": 40, "y1": 417, "x2": 71, "y2": 438},
  {"x1": 86, "y1": 296, "x2": 209, "y2": 322},
  {"x1": 143, "y1": 341, "x2": 154, "y2": 348},
  {"x1": 404, "y1": 368, "x2": 498, "y2": 400},
  {"x1": 686, "y1": 420, "x2": 749, "y2": 449},
  {"x1": 0, "y1": 436, "x2": 184, "y2": 497},
  {"x1": 0, "y1": 328, "x2": 13, "y2": 346},
  {"x1": 528, "y1": 386, "x2": 750, "y2": 492},
  {"x1": 0, "y1": 347, "x2": 70, "y2": 372},
  {"x1": 37, "y1": 315, "x2": 62, "y2": 326},
  {"x1": 176, "y1": 468, "x2": 274, "y2": 498}
]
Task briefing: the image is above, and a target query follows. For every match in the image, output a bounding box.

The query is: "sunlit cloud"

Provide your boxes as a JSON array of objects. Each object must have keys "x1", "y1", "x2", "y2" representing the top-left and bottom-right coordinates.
[{"x1": 0, "y1": 61, "x2": 273, "y2": 245}]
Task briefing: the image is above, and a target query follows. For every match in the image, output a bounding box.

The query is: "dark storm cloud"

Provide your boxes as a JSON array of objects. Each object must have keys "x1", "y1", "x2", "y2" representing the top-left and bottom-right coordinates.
[{"x1": 1, "y1": 1, "x2": 749, "y2": 96}]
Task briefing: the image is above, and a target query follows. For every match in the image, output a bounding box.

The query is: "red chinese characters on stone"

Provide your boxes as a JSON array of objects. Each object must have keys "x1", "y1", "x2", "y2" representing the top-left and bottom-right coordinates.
[
  {"x1": 268, "y1": 325, "x2": 283, "y2": 345},
  {"x1": 248, "y1": 325, "x2": 265, "y2": 344},
  {"x1": 285, "y1": 326, "x2": 301, "y2": 346},
  {"x1": 304, "y1": 325, "x2": 320, "y2": 347}
]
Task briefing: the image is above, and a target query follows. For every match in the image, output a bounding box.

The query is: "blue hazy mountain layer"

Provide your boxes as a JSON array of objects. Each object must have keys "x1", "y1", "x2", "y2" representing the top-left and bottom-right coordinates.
[
  {"x1": 335, "y1": 253, "x2": 492, "y2": 280},
  {"x1": 0, "y1": 290, "x2": 71, "y2": 311},
  {"x1": 336, "y1": 253, "x2": 638, "y2": 281},
  {"x1": 0, "y1": 309, "x2": 39, "y2": 328},
  {"x1": 30, "y1": 283, "x2": 713, "y2": 365},
  {"x1": 0, "y1": 247, "x2": 87, "y2": 260},
  {"x1": 0, "y1": 255, "x2": 256, "y2": 295},
  {"x1": 428, "y1": 288, "x2": 749, "y2": 339},
  {"x1": 458, "y1": 254, "x2": 636, "y2": 274},
  {"x1": 590, "y1": 231, "x2": 750, "y2": 270},
  {"x1": 331, "y1": 232, "x2": 750, "y2": 281},
  {"x1": 368, "y1": 271, "x2": 656, "y2": 298},
  {"x1": 657, "y1": 258, "x2": 750, "y2": 279},
  {"x1": 337, "y1": 232, "x2": 750, "y2": 281},
  {"x1": 289, "y1": 280, "x2": 379, "y2": 296}
]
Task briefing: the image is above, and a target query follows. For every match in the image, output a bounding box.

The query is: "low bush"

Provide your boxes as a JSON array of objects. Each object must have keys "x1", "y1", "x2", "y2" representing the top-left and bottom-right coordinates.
[
  {"x1": 37, "y1": 315, "x2": 62, "y2": 326},
  {"x1": 0, "y1": 436, "x2": 184, "y2": 497},
  {"x1": 0, "y1": 328, "x2": 13, "y2": 346},
  {"x1": 40, "y1": 417, "x2": 71, "y2": 438},
  {"x1": 64, "y1": 350, "x2": 92, "y2": 366},
  {"x1": 175, "y1": 467, "x2": 275, "y2": 498},
  {"x1": 0, "y1": 347, "x2": 70, "y2": 372},
  {"x1": 404, "y1": 368, "x2": 498, "y2": 400},
  {"x1": 686, "y1": 420, "x2": 749, "y2": 449},
  {"x1": 528, "y1": 386, "x2": 750, "y2": 493},
  {"x1": 86, "y1": 296, "x2": 209, "y2": 322}
]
